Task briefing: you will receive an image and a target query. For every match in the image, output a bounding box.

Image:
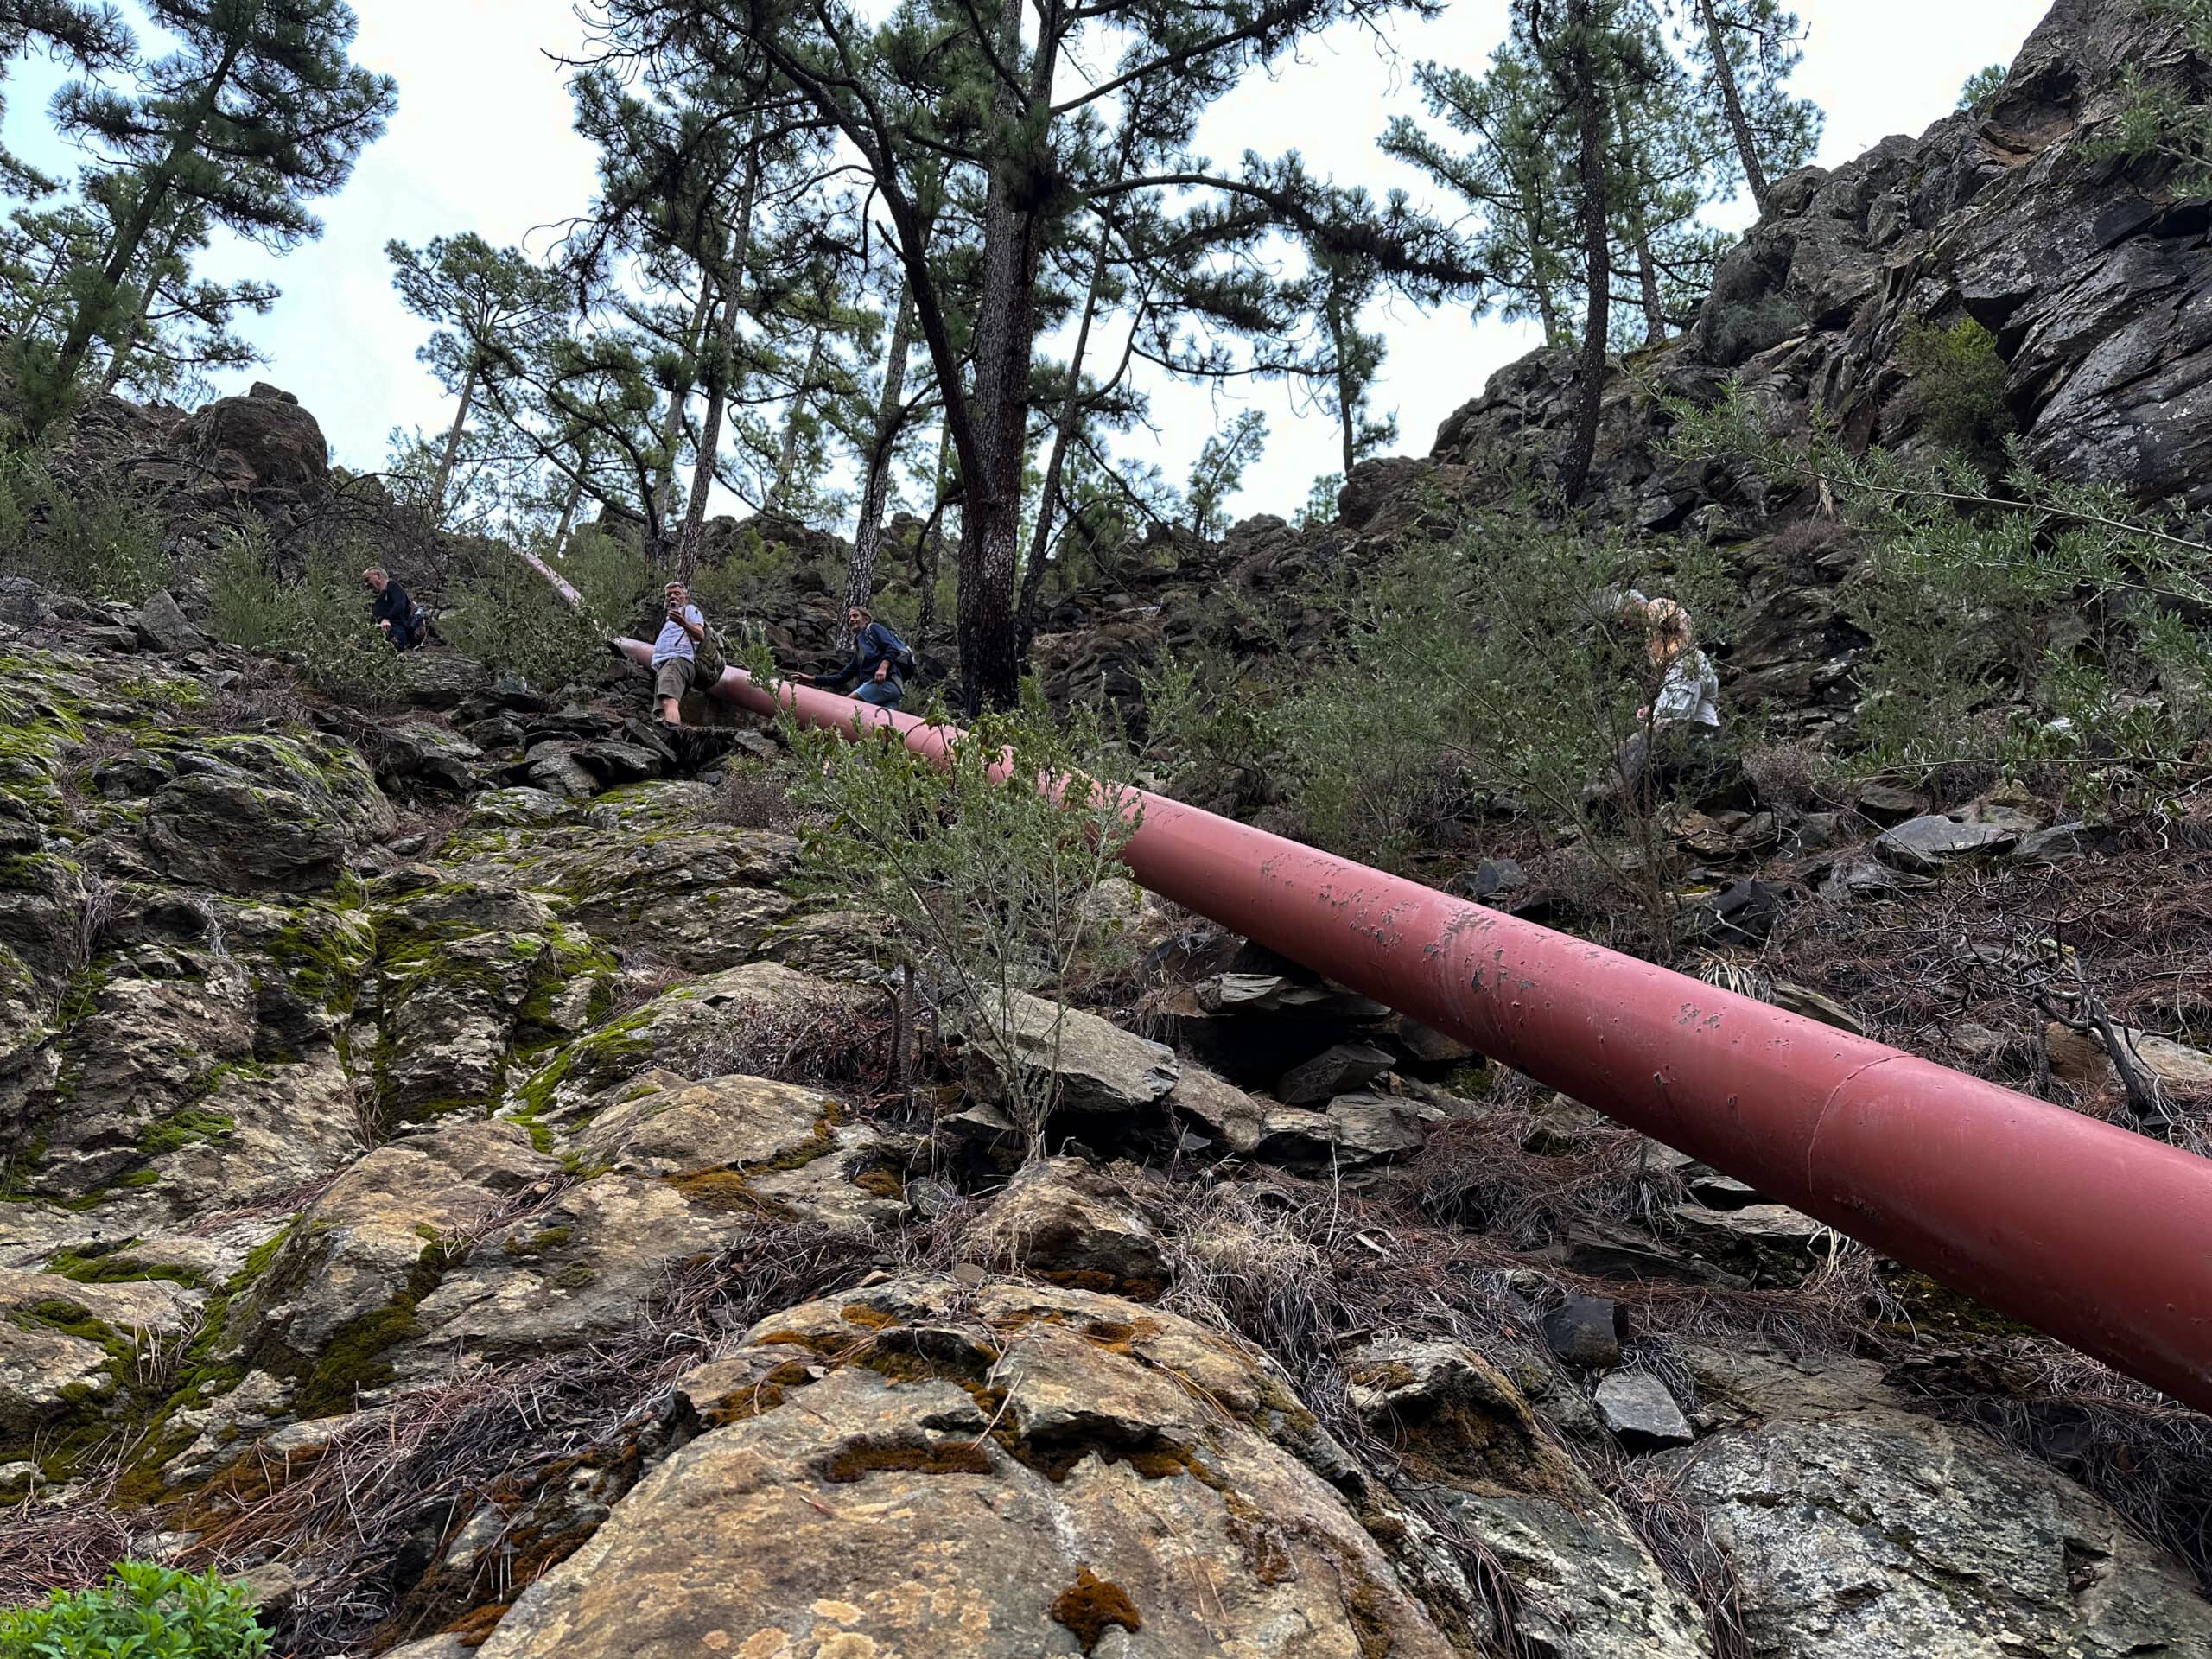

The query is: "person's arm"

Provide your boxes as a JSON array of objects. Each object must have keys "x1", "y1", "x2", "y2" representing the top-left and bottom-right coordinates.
[{"x1": 676, "y1": 604, "x2": 705, "y2": 644}]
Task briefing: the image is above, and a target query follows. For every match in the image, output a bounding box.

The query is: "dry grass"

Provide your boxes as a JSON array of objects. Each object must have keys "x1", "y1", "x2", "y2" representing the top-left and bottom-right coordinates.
[
  {"x1": 1414, "y1": 1102, "x2": 1690, "y2": 1245},
  {"x1": 0, "y1": 1486, "x2": 143, "y2": 1607},
  {"x1": 180, "y1": 1218, "x2": 876, "y2": 1655}
]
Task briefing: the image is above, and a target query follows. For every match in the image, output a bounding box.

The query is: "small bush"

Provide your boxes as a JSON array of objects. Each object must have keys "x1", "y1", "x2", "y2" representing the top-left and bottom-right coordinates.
[
  {"x1": 0, "y1": 1561, "x2": 270, "y2": 1658},
  {"x1": 0, "y1": 458, "x2": 168, "y2": 603},
  {"x1": 206, "y1": 526, "x2": 410, "y2": 708},
  {"x1": 779, "y1": 682, "x2": 1139, "y2": 1156},
  {"x1": 1897, "y1": 317, "x2": 2014, "y2": 464},
  {"x1": 441, "y1": 527, "x2": 652, "y2": 695}
]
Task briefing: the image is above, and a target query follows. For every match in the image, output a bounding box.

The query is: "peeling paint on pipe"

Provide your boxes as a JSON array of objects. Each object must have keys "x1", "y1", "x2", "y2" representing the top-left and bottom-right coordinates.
[{"x1": 619, "y1": 640, "x2": 2212, "y2": 1411}]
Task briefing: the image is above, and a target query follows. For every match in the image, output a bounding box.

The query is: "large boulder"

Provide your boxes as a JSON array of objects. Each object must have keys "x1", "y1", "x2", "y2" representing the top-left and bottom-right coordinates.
[
  {"x1": 142, "y1": 734, "x2": 393, "y2": 894},
  {"x1": 969, "y1": 1157, "x2": 1170, "y2": 1299},
  {"x1": 472, "y1": 1275, "x2": 1463, "y2": 1659},
  {"x1": 171, "y1": 381, "x2": 329, "y2": 494},
  {"x1": 1667, "y1": 1345, "x2": 2212, "y2": 1659},
  {"x1": 963, "y1": 992, "x2": 1180, "y2": 1118}
]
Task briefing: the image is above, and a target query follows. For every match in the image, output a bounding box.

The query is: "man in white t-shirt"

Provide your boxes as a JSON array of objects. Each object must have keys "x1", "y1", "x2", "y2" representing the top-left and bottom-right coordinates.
[{"x1": 651, "y1": 581, "x2": 706, "y2": 727}]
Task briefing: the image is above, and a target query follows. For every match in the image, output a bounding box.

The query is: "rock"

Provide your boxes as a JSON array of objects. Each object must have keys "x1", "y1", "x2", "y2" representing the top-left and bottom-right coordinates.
[
  {"x1": 480, "y1": 1276, "x2": 1459, "y2": 1659},
  {"x1": 465, "y1": 787, "x2": 573, "y2": 830},
  {"x1": 1348, "y1": 1337, "x2": 1710, "y2": 1659},
  {"x1": 1669, "y1": 1201, "x2": 1829, "y2": 1275},
  {"x1": 1876, "y1": 814, "x2": 2018, "y2": 873},
  {"x1": 1274, "y1": 1040, "x2": 1394, "y2": 1106},
  {"x1": 1250, "y1": 1104, "x2": 1342, "y2": 1166},
  {"x1": 2045, "y1": 1023, "x2": 2212, "y2": 1093},
  {"x1": 130, "y1": 590, "x2": 203, "y2": 653},
  {"x1": 566, "y1": 1070, "x2": 904, "y2": 1232},
  {"x1": 1853, "y1": 783, "x2": 1928, "y2": 824},
  {"x1": 142, "y1": 735, "x2": 393, "y2": 894},
  {"x1": 518, "y1": 963, "x2": 876, "y2": 1119},
  {"x1": 1390, "y1": 1013, "x2": 1477, "y2": 1066},
  {"x1": 1162, "y1": 1061, "x2": 1267, "y2": 1155},
  {"x1": 172, "y1": 381, "x2": 328, "y2": 494},
  {"x1": 1541, "y1": 1295, "x2": 1626, "y2": 1370},
  {"x1": 1465, "y1": 855, "x2": 1527, "y2": 899},
  {"x1": 401, "y1": 653, "x2": 493, "y2": 711},
  {"x1": 1323, "y1": 1092, "x2": 1428, "y2": 1161},
  {"x1": 2014, "y1": 821, "x2": 2090, "y2": 863},
  {"x1": 1669, "y1": 1354, "x2": 2212, "y2": 1659},
  {"x1": 372, "y1": 723, "x2": 483, "y2": 794},
  {"x1": 1592, "y1": 1371, "x2": 1694, "y2": 1450},
  {"x1": 969, "y1": 1158, "x2": 1170, "y2": 1299},
  {"x1": 963, "y1": 991, "x2": 1179, "y2": 1118},
  {"x1": 1193, "y1": 970, "x2": 1392, "y2": 1022}
]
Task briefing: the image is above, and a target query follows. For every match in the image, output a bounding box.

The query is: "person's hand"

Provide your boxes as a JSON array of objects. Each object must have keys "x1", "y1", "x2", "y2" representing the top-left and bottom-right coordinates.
[
  {"x1": 873, "y1": 661, "x2": 889, "y2": 683},
  {"x1": 378, "y1": 619, "x2": 391, "y2": 632},
  {"x1": 1636, "y1": 704, "x2": 1650, "y2": 724}
]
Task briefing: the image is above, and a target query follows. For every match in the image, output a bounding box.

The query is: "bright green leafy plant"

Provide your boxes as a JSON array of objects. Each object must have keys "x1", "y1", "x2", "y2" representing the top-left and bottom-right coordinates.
[{"x1": 0, "y1": 1562, "x2": 270, "y2": 1658}]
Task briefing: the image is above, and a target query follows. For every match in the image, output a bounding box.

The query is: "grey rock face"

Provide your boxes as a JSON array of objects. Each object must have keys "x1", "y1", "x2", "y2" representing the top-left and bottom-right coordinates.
[
  {"x1": 1592, "y1": 1371, "x2": 1694, "y2": 1449},
  {"x1": 963, "y1": 991, "x2": 1179, "y2": 1117},
  {"x1": 1876, "y1": 814, "x2": 2019, "y2": 873},
  {"x1": 1275, "y1": 1040, "x2": 1394, "y2": 1106}
]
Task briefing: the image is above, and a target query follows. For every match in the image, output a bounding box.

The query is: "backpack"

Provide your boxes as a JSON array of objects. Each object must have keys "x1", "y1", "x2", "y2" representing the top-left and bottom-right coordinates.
[{"x1": 872, "y1": 622, "x2": 918, "y2": 678}]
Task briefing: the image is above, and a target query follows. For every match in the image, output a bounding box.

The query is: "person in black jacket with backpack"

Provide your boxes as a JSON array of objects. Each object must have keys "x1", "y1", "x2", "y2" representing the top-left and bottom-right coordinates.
[
  {"x1": 363, "y1": 567, "x2": 424, "y2": 652},
  {"x1": 814, "y1": 606, "x2": 915, "y2": 707}
]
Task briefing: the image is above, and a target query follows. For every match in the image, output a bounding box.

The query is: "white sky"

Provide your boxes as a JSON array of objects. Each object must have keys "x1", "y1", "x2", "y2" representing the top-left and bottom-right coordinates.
[{"x1": 2, "y1": 0, "x2": 2050, "y2": 525}]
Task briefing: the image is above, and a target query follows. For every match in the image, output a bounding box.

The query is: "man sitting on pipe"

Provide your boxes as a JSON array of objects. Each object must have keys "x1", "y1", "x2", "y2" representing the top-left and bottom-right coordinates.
[
  {"x1": 652, "y1": 582, "x2": 709, "y2": 727},
  {"x1": 804, "y1": 606, "x2": 915, "y2": 708}
]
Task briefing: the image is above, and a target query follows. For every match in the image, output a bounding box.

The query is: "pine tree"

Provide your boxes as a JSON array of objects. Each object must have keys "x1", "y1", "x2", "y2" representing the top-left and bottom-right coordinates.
[
  {"x1": 387, "y1": 235, "x2": 571, "y2": 521},
  {"x1": 0, "y1": 2, "x2": 133, "y2": 194},
  {"x1": 1672, "y1": 0, "x2": 1821, "y2": 215},
  {"x1": 32, "y1": 0, "x2": 392, "y2": 431},
  {"x1": 584, "y1": 0, "x2": 1482, "y2": 711}
]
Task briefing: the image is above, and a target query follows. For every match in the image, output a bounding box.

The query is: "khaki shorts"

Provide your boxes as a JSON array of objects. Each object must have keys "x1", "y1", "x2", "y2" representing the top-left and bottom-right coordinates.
[{"x1": 653, "y1": 656, "x2": 698, "y2": 702}]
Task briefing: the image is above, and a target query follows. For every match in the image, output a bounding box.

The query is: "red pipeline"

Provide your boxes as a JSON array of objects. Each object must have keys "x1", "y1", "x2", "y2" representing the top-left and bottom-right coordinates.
[{"x1": 618, "y1": 640, "x2": 2212, "y2": 1411}]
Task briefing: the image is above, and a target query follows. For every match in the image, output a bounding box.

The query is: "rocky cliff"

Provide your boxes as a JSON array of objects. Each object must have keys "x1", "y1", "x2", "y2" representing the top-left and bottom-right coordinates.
[
  {"x1": 3, "y1": 585, "x2": 2208, "y2": 1654},
  {"x1": 5, "y1": 1, "x2": 2212, "y2": 1654}
]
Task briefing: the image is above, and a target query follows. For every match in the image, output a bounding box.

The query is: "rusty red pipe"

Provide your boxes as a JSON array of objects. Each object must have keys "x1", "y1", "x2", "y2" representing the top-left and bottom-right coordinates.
[{"x1": 618, "y1": 640, "x2": 2212, "y2": 1410}]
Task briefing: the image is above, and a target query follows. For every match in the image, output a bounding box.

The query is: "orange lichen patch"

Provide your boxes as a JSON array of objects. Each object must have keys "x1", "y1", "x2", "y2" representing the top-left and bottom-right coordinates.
[
  {"x1": 839, "y1": 1303, "x2": 899, "y2": 1329},
  {"x1": 851, "y1": 1166, "x2": 906, "y2": 1199},
  {"x1": 819, "y1": 1434, "x2": 995, "y2": 1483},
  {"x1": 664, "y1": 1169, "x2": 792, "y2": 1217},
  {"x1": 1051, "y1": 1568, "x2": 1141, "y2": 1653},
  {"x1": 442, "y1": 1601, "x2": 512, "y2": 1649}
]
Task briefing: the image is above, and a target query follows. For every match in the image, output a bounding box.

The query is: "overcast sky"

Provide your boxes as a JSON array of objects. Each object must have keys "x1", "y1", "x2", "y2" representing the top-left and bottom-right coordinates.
[{"x1": 3, "y1": 0, "x2": 2050, "y2": 525}]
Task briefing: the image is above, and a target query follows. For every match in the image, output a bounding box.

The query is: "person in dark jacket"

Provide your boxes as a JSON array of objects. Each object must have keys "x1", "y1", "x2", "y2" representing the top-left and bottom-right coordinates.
[
  {"x1": 363, "y1": 567, "x2": 423, "y2": 652},
  {"x1": 814, "y1": 606, "x2": 913, "y2": 707}
]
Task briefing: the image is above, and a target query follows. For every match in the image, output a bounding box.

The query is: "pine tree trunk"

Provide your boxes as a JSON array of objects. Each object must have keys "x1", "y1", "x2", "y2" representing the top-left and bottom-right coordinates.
[
  {"x1": 674, "y1": 154, "x2": 760, "y2": 584},
  {"x1": 1562, "y1": 0, "x2": 1611, "y2": 505},
  {"x1": 100, "y1": 211, "x2": 194, "y2": 396},
  {"x1": 958, "y1": 0, "x2": 1055, "y2": 713},
  {"x1": 552, "y1": 455, "x2": 588, "y2": 552},
  {"x1": 913, "y1": 422, "x2": 953, "y2": 655},
  {"x1": 844, "y1": 278, "x2": 915, "y2": 646},
  {"x1": 1699, "y1": 0, "x2": 1771, "y2": 215},
  {"x1": 769, "y1": 330, "x2": 825, "y2": 511},
  {"x1": 430, "y1": 358, "x2": 479, "y2": 519},
  {"x1": 1615, "y1": 105, "x2": 1667, "y2": 347},
  {"x1": 652, "y1": 270, "x2": 718, "y2": 528},
  {"x1": 49, "y1": 36, "x2": 245, "y2": 410},
  {"x1": 1017, "y1": 217, "x2": 1115, "y2": 652}
]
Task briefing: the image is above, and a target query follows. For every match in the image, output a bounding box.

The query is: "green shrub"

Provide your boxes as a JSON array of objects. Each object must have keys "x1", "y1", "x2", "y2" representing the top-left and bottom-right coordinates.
[
  {"x1": 434, "y1": 527, "x2": 652, "y2": 695},
  {"x1": 686, "y1": 525, "x2": 805, "y2": 623},
  {"x1": 206, "y1": 526, "x2": 409, "y2": 708},
  {"x1": 0, "y1": 457, "x2": 168, "y2": 603},
  {"x1": 0, "y1": 1561, "x2": 270, "y2": 1657},
  {"x1": 778, "y1": 679, "x2": 1139, "y2": 1156},
  {"x1": 1897, "y1": 317, "x2": 2014, "y2": 465}
]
